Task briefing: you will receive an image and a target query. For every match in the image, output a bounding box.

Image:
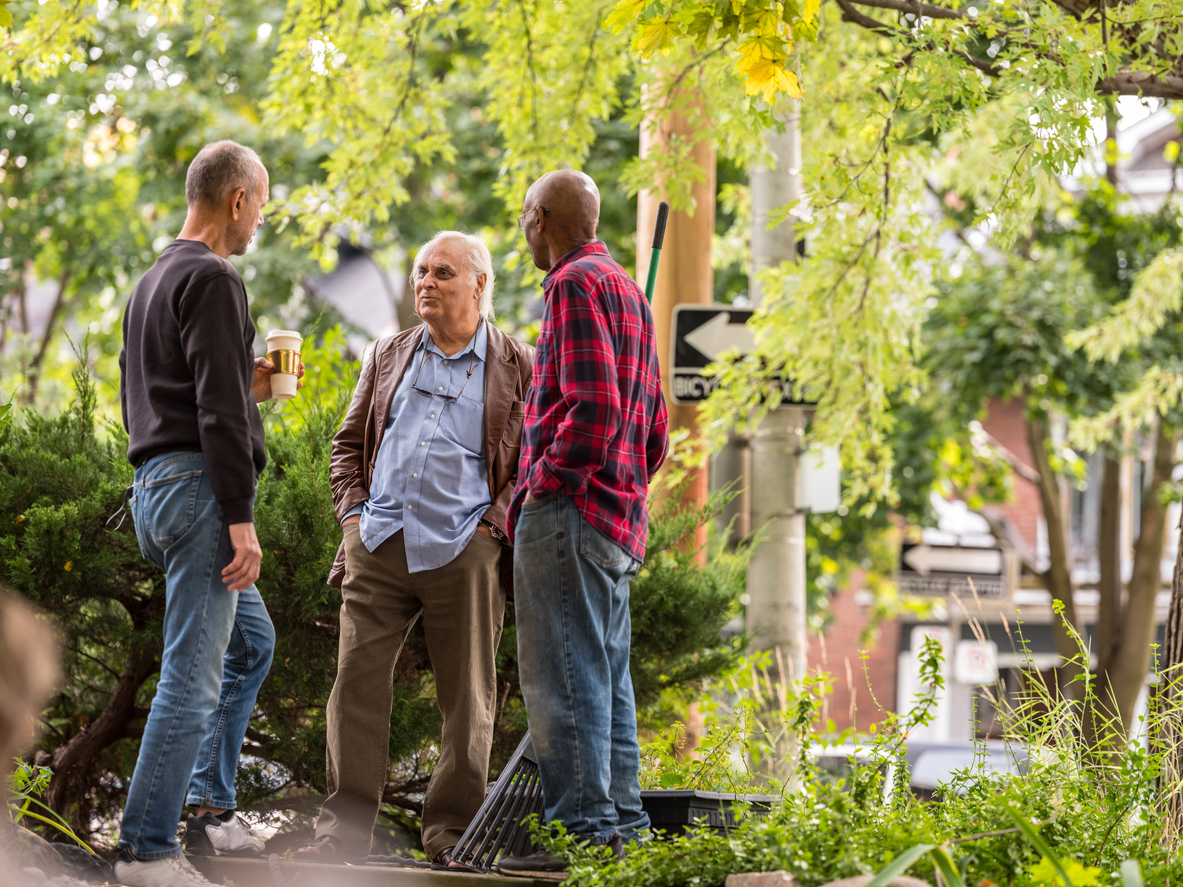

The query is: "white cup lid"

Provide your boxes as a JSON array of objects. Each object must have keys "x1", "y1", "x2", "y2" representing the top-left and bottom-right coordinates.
[{"x1": 266, "y1": 329, "x2": 302, "y2": 340}]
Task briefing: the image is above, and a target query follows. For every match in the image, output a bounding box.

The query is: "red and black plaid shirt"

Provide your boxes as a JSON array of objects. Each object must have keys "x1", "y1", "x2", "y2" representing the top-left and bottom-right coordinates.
[{"x1": 508, "y1": 241, "x2": 669, "y2": 562}]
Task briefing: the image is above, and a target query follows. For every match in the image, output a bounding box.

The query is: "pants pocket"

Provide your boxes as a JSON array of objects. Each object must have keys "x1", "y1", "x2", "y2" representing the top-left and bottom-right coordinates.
[
  {"x1": 143, "y1": 470, "x2": 204, "y2": 549},
  {"x1": 578, "y1": 518, "x2": 628, "y2": 570}
]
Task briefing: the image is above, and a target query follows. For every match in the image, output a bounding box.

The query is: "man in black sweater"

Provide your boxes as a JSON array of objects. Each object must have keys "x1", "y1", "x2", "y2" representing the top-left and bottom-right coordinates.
[{"x1": 116, "y1": 140, "x2": 300, "y2": 887}]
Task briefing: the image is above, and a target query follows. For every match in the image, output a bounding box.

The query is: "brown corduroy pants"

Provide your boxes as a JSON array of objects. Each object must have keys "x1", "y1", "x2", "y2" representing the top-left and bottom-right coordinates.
[{"x1": 316, "y1": 524, "x2": 505, "y2": 859}]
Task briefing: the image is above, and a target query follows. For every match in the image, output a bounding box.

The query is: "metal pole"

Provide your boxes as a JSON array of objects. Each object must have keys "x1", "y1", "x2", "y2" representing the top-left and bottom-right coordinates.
[{"x1": 747, "y1": 98, "x2": 805, "y2": 686}]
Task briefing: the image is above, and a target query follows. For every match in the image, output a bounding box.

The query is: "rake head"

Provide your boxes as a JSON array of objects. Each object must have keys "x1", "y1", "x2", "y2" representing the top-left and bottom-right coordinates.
[{"x1": 451, "y1": 731, "x2": 544, "y2": 872}]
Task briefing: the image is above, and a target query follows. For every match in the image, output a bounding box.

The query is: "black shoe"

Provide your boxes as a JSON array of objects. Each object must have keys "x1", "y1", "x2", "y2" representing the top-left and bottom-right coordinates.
[{"x1": 183, "y1": 812, "x2": 265, "y2": 856}]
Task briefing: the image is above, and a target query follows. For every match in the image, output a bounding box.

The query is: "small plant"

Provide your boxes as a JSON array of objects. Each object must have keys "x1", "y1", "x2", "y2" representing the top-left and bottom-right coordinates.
[{"x1": 8, "y1": 760, "x2": 93, "y2": 851}]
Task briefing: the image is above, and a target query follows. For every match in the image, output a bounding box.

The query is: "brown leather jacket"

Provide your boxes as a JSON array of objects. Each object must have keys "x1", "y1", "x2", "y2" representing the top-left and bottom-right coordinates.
[{"x1": 327, "y1": 323, "x2": 534, "y2": 593}]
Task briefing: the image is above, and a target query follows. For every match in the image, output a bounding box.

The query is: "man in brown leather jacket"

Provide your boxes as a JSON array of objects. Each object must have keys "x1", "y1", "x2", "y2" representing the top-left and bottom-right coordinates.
[{"x1": 300, "y1": 231, "x2": 533, "y2": 866}]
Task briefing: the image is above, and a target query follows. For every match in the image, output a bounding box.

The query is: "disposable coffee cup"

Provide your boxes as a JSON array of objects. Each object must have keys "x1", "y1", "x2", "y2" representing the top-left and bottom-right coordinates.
[{"x1": 265, "y1": 330, "x2": 302, "y2": 400}]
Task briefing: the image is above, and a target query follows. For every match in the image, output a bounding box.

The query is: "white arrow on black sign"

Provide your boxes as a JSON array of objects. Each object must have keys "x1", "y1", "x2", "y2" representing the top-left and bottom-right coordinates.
[
  {"x1": 683, "y1": 311, "x2": 756, "y2": 362},
  {"x1": 902, "y1": 544, "x2": 1003, "y2": 577}
]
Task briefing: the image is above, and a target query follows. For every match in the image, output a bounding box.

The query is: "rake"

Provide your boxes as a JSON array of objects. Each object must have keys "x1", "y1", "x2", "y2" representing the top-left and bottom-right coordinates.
[{"x1": 451, "y1": 731, "x2": 545, "y2": 871}]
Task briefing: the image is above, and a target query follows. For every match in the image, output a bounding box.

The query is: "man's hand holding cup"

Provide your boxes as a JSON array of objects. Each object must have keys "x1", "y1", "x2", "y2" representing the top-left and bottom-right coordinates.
[{"x1": 253, "y1": 329, "x2": 305, "y2": 403}]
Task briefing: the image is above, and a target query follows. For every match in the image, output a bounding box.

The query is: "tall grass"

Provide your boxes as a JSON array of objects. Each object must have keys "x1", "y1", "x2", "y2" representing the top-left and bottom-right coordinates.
[{"x1": 566, "y1": 599, "x2": 1183, "y2": 887}]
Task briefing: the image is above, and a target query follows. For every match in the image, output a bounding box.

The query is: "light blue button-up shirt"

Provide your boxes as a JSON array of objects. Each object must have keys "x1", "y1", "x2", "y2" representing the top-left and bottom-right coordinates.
[{"x1": 346, "y1": 322, "x2": 491, "y2": 572}]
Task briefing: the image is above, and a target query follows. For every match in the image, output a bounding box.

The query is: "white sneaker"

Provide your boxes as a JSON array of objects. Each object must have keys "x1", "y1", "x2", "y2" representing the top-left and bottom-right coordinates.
[
  {"x1": 183, "y1": 811, "x2": 266, "y2": 855},
  {"x1": 113, "y1": 852, "x2": 215, "y2": 887}
]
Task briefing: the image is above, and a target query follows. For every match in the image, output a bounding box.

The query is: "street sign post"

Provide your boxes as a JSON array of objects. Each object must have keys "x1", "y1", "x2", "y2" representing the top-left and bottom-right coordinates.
[{"x1": 897, "y1": 542, "x2": 1016, "y2": 605}]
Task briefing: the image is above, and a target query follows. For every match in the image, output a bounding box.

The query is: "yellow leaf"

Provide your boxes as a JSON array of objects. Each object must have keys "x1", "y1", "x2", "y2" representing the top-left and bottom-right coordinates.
[
  {"x1": 605, "y1": 0, "x2": 648, "y2": 34},
  {"x1": 15, "y1": 514, "x2": 24, "y2": 523},
  {"x1": 739, "y1": 59, "x2": 802, "y2": 102},
  {"x1": 64, "y1": 561, "x2": 73, "y2": 572},
  {"x1": 637, "y1": 17, "x2": 680, "y2": 55},
  {"x1": 1165, "y1": 141, "x2": 1180, "y2": 163},
  {"x1": 803, "y1": 0, "x2": 821, "y2": 23},
  {"x1": 751, "y1": 8, "x2": 782, "y2": 36},
  {"x1": 737, "y1": 39, "x2": 801, "y2": 102}
]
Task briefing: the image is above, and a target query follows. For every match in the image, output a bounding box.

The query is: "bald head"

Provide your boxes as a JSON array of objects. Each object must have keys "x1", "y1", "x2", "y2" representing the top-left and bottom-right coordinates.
[
  {"x1": 527, "y1": 170, "x2": 600, "y2": 242},
  {"x1": 520, "y1": 170, "x2": 600, "y2": 271}
]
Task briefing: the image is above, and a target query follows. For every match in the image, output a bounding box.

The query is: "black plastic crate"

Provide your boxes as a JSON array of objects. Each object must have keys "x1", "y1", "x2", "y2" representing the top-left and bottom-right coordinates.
[{"x1": 640, "y1": 789, "x2": 779, "y2": 835}]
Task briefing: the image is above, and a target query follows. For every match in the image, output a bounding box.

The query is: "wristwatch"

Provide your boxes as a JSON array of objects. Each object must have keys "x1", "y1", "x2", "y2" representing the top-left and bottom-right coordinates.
[{"x1": 479, "y1": 519, "x2": 505, "y2": 541}]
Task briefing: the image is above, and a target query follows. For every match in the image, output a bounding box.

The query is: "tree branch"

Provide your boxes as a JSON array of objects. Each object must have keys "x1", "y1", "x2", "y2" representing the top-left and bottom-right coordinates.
[
  {"x1": 848, "y1": 0, "x2": 964, "y2": 21},
  {"x1": 839, "y1": 0, "x2": 1183, "y2": 99},
  {"x1": 836, "y1": 0, "x2": 1002, "y2": 76},
  {"x1": 1097, "y1": 71, "x2": 1183, "y2": 100}
]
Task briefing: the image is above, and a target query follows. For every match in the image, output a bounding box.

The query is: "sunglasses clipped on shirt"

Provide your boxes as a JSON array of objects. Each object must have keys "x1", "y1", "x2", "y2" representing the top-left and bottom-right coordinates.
[{"x1": 410, "y1": 350, "x2": 480, "y2": 402}]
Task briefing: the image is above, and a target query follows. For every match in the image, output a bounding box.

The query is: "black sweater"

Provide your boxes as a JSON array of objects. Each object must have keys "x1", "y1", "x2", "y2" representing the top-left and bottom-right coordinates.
[{"x1": 120, "y1": 239, "x2": 266, "y2": 524}]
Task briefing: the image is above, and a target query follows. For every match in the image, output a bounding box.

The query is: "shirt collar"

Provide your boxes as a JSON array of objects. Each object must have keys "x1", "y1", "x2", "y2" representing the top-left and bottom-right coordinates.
[
  {"x1": 542, "y1": 240, "x2": 609, "y2": 286},
  {"x1": 419, "y1": 319, "x2": 488, "y2": 363}
]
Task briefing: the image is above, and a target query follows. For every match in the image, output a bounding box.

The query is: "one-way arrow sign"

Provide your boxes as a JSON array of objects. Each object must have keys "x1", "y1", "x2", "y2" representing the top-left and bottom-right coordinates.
[
  {"x1": 671, "y1": 305, "x2": 813, "y2": 405},
  {"x1": 683, "y1": 311, "x2": 755, "y2": 362},
  {"x1": 898, "y1": 542, "x2": 1014, "y2": 602}
]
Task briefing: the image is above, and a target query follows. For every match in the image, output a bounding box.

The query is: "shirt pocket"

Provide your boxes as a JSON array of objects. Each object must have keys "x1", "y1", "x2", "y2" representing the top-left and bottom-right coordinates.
[{"x1": 441, "y1": 393, "x2": 486, "y2": 456}]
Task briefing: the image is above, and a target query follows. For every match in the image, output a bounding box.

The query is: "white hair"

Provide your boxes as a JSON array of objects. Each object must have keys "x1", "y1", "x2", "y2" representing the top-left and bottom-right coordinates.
[{"x1": 411, "y1": 231, "x2": 496, "y2": 321}]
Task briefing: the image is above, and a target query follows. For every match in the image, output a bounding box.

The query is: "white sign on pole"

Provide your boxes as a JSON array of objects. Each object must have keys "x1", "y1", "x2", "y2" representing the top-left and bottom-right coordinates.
[
  {"x1": 799, "y1": 445, "x2": 840, "y2": 514},
  {"x1": 954, "y1": 640, "x2": 999, "y2": 685}
]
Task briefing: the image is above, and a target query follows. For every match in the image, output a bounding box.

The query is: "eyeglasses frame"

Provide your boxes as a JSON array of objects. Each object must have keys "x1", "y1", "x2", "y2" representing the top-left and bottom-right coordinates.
[{"x1": 516, "y1": 205, "x2": 550, "y2": 229}]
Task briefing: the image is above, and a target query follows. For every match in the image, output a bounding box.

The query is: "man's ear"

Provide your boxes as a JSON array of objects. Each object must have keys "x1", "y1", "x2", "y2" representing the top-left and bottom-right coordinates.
[
  {"x1": 230, "y1": 187, "x2": 247, "y2": 220},
  {"x1": 475, "y1": 272, "x2": 487, "y2": 298}
]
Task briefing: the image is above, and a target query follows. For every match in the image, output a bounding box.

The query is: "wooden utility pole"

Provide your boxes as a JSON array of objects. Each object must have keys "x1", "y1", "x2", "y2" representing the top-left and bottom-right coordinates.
[{"x1": 637, "y1": 93, "x2": 717, "y2": 548}]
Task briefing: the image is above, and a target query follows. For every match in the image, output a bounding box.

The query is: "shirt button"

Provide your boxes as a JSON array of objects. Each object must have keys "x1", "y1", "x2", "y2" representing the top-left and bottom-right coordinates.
[
  {"x1": 443, "y1": 360, "x2": 449, "y2": 366},
  {"x1": 431, "y1": 413, "x2": 436, "y2": 419},
  {"x1": 413, "y1": 473, "x2": 418, "y2": 478},
  {"x1": 438, "y1": 386, "x2": 444, "y2": 391},
  {"x1": 407, "y1": 504, "x2": 412, "y2": 510},
  {"x1": 421, "y1": 441, "x2": 426, "y2": 446}
]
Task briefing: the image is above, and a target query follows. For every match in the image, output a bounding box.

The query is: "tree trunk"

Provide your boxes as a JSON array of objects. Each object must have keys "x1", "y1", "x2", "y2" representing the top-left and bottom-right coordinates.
[
  {"x1": 23, "y1": 270, "x2": 69, "y2": 406},
  {"x1": 1024, "y1": 412, "x2": 1084, "y2": 698},
  {"x1": 1086, "y1": 451, "x2": 1124, "y2": 751},
  {"x1": 1096, "y1": 453, "x2": 1122, "y2": 667},
  {"x1": 1161, "y1": 499, "x2": 1183, "y2": 826},
  {"x1": 44, "y1": 647, "x2": 158, "y2": 839},
  {"x1": 1102, "y1": 426, "x2": 1175, "y2": 732}
]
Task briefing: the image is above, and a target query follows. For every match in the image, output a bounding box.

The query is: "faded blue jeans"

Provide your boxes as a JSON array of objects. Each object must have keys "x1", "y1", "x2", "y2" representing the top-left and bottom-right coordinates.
[
  {"x1": 119, "y1": 452, "x2": 275, "y2": 860},
  {"x1": 513, "y1": 494, "x2": 650, "y2": 846}
]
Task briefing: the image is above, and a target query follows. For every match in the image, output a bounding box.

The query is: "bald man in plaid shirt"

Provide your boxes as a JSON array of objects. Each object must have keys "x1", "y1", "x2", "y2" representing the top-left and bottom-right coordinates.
[{"x1": 500, "y1": 170, "x2": 669, "y2": 879}]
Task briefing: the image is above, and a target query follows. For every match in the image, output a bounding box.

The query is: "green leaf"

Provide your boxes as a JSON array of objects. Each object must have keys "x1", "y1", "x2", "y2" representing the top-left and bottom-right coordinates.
[
  {"x1": 1006, "y1": 806, "x2": 1072, "y2": 887},
  {"x1": 659, "y1": 771, "x2": 684, "y2": 788},
  {"x1": 867, "y1": 843, "x2": 936, "y2": 887},
  {"x1": 930, "y1": 847, "x2": 967, "y2": 887},
  {"x1": 0, "y1": 0, "x2": 10, "y2": 29}
]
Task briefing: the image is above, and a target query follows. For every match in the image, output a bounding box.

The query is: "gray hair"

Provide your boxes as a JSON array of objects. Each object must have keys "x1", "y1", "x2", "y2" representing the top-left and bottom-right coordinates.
[
  {"x1": 185, "y1": 140, "x2": 264, "y2": 208},
  {"x1": 411, "y1": 231, "x2": 496, "y2": 321}
]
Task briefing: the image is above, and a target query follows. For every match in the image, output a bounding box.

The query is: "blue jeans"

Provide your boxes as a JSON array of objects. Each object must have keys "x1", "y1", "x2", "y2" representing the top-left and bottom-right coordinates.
[
  {"x1": 513, "y1": 494, "x2": 650, "y2": 845},
  {"x1": 119, "y1": 452, "x2": 275, "y2": 860}
]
